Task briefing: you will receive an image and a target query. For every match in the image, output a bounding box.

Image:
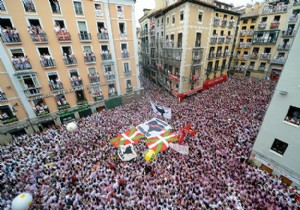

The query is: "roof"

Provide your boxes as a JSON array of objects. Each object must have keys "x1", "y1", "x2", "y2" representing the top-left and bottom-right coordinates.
[{"x1": 152, "y1": 0, "x2": 240, "y2": 18}]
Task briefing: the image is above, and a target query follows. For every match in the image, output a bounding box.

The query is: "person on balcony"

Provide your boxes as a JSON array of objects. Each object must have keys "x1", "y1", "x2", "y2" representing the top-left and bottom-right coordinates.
[{"x1": 1, "y1": 26, "x2": 10, "y2": 43}]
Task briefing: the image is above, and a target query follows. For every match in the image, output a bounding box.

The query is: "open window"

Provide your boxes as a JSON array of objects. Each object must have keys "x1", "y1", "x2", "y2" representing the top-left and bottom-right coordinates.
[
  {"x1": 91, "y1": 86, "x2": 103, "y2": 101},
  {"x1": 17, "y1": 74, "x2": 41, "y2": 96},
  {"x1": 32, "y1": 99, "x2": 49, "y2": 116},
  {"x1": 284, "y1": 106, "x2": 300, "y2": 126},
  {"x1": 75, "y1": 89, "x2": 86, "y2": 104},
  {"x1": 94, "y1": 3, "x2": 103, "y2": 17},
  {"x1": 56, "y1": 94, "x2": 69, "y2": 110},
  {"x1": 22, "y1": 0, "x2": 36, "y2": 12},
  {"x1": 49, "y1": 0, "x2": 61, "y2": 14},
  {"x1": 38, "y1": 47, "x2": 55, "y2": 68},
  {"x1": 0, "y1": 105, "x2": 16, "y2": 123},
  {"x1": 48, "y1": 72, "x2": 63, "y2": 91},
  {"x1": 11, "y1": 49, "x2": 31, "y2": 70},
  {"x1": 271, "y1": 139, "x2": 288, "y2": 155},
  {"x1": 0, "y1": 0, "x2": 6, "y2": 11},
  {"x1": 88, "y1": 67, "x2": 100, "y2": 83},
  {"x1": 69, "y1": 69, "x2": 82, "y2": 87}
]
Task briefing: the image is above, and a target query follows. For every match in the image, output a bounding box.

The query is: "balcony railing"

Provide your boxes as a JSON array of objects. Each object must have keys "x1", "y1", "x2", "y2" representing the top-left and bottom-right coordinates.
[
  {"x1": 213, "y1": 19, "x2": 220, "y2": 26},
  {"x1": 240, "y1": 30, "x2": 246, "y2": 36},
  {"x1": 58, "y1": 103, "x2": 70, "y2": 111},
  {"x1": 1, "y1": 32, "x2": 21, "y2": 44},
  {"x1": 98, "y1": 32, "x2": 109, "y2": 40},
  {"x1": 89, "y1": 74, "x2": 100, "y2": 83},
  {"x1": 271, "y1": 56, "x2": 286, "y2": 64},
  {"x1": 101, "y1": 53, "x2": 112, "y2": 61},
  {"x1": 24, "y1": 87, "x2": 42, "y2": 97},
  {"x1": 49, "y1": 82, "x2": 63, "y2": 91},
  {"x1": 270, "y1": 21, "x2": 280, "y2": 29},
  {"x1": 216, "y1": 52, "x2": 222, "y2": 58},
  {"x1": 192, "y1": 48, "x2": 203, "y2": 63},
  {"x1": 71, "y1": 78, "x2": 83, "y2": 87},
  {"x1": 109, "y1": 92, "x2": 118, "y2": 98},
  {"x1": 56, "y1": 31, "x2": 71, "y2": 42},
  {"x1": 210, "y1": 37, "x2": 218, "y2": 44},
  {"x1": 260, "y1": 53, "x2": 271, "y2": 60},
  {"x1": 262, "y1": 5, "x2": 288, "y2": 14},
  {"x1": 77, "y1": 99, "x2": 88, "y2": 105},
  {"x1": 35, "y1": 107, "x2": 49, "y2": 116},
  {"x1": 250, "y1": 53, "x2": 258, "y2": 59},
  {"x1": 228, "y1": 21, "x2": 235, "y2": 28},
  {"x1": 258, "y1": 66, "x2": 266, "y2": 71},
  {"x1": 225, "y1": 37, "x2": 232, "y2": 43},
  {"x1": 253, "y1": 37, "x2": 277, "y2": 44},
  {"x1": 289, "y1": 15, "x2": 298, "y2": 23},
  {"x1": 117, "y1": 11, "x2": 125, "y2": 19},
  {"x1": 30, "y1": 33, "x2": 48, "y2": 43},
  {"x1": 94, "y1": 95, "x2": 104, "y2": 102},
  {"x1": 1, "y1": 116, "x2": 18, "y2": 125},
  {"x1": 126, "y1": 87, "x2": 133, "y2": 93},
  {"x1": 206, "y1": 69, "x2": 212, "y2": 74},
  {"x1": 248, "y1": 66, "x2": 254, "y2": 71},
  {"x1": 221, "y1": 20, "x2": 227, "y2": 27},
  {"x1": 237, "y1": 42, "x2": 243, "y2": 48},
  {"x1": 63, "y1": 57, "x2": 77, "y2": 66},
  {"x1": 278, "y1": 44, "x2": 290, "y2": 51},
  {"x1": 79, "y1": 32, "x2": 91, "y2": 41},
  {"x1": 234, "y1": 66, "x2": 246, "y2": 71},
  {"x1": 105, "y1": 73, "x2": 116, "y2": 82},
  {"x1": 248, "y1": 30, "x2": 254, "y2": 36},
  {"x1": 223, "y1": 52, "x2": 230, "y2": 57},
  {"x1": 244, "y1": 43, "x2": 251, "y2": 48},
  {"x1": 163, "y1": 48, "x2": 182, "y2": 61},
  {"x1": 218, "y1": 37, "x2": 225, "y2": 44},
  {"x1": 124, "y1": 71, "x2": 132, "y2": 76},
  {"x1": 40, "y1": 58, "x2": 56, "y2": 69},
  {"x1": 122, "y1": 51, "x2": 129, "y2": 58},
  {"x1": 168, "y1": 74, "x2": 180, "y2": 82},
  {"x1": 220, "y1": 65, "x2": 228, "y2": 70},
  {"x1": 282, "y1": 30, "x2": 296, "y2": 37},
  {"x1": 12, "y1": 58, "x2": 32, "y2": 71},
  {"x1": 120, "y1": 33, "x2": 127, "y2": 40},
  {"x1": 208, "y1": 53, "x2": 215, "y2": 59},
  {"x1": 258, "y1": 22, "x2": 267, "y2": 29}
]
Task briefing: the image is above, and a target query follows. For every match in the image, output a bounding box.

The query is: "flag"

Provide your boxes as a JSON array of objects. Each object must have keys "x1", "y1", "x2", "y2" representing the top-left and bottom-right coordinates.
[
  {"x1": 178, "y1": 129, "x2": 186, "y2": 144},
  {"x1": 137, "y1": 118, "x2": 172, "y2": 138},
  {"x1": 150, "y1": 101, "x2": 172, "y2": 119},
  {"x1": 169, "y1": 143, "x2": 189, "y2": 155},
  {"x1": 110, "y1": 127, "x2": 144, "y2": 148},
  {"x1": 178, "y1": 124, "x2": 196, "y2": 144},
  {"x1": 118, "y1": 144, "x2": 137, "y2": 161},
  {"x1": 145, "y1": 130, "x2": 178, "y2": 154}
]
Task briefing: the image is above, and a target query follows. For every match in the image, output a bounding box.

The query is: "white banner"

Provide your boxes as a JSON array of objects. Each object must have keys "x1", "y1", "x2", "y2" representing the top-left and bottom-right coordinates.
[
  {"x1": 137, "y1": 118, "x2": 172, "y2": 138},
  {"x1": 150, "y1": 101, "x2": 172, "y2": 119},
  {"x1": 169, "y1": 143, "x2": 189, "y2": 155},
  {"x1": 118, "y1": 144, "x2": 137, "y2": 161}
]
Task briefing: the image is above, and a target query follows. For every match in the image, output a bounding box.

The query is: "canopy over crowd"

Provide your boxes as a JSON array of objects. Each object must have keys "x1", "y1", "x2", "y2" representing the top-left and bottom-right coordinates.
[{"x1": 1, "y1": 77, "x2": 299, "y2": 209}]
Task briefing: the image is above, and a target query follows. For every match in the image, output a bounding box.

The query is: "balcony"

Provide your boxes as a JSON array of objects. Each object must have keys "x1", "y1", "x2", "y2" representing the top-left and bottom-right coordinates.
[
  {"x1": 278, "y1": 44, "x2": 290, "y2": 51},
  {"x1": 221, "y1": 20, "x2": 227, "y2": 27},
  {"x1": 98, "y1": 32, "x2": 109, "y2": 40},
  {"x1": 234, "y1": 66, "x2": 246, "y2": 71},
  {"x1": 78, "y1": 32, "x2": 91, "y2": 42},
  {"x1": 249, "y1": 53, "x2": 258, "y2": 59},
  {"x1": 94, "y1": 95, "x2": 104, "y2": 102},
  {"x1": 84, "y1": 55, "x2": 96, "y2": 64},
  {"x1": 253, "y1": 37, "x2": 277, "y2": 44},
  {"x1": 225, "y1": 37, "x2": 232, "y2": 43},
  {"x1": 228, "y1": 21, "x2": 235, "y2": 28},
  {"x1": 248, "y1": 30, "x2": 254, "y2": 36},
  {"x1": 35, "y1": 107, "x2": 50, "y2": 116},
  {"x1": 213, "y1": 19, "x2": 220, "y2": 26},
  {"x1": 258, "y1": 22, "x2": 267, "y2": 30},
  {"x1": 77, "y1": 99, "x2": 88, "y2": 106},
  {"x1": 295, "y1": 1, "x2": 300, "y2": 6},
  {"x1": 217, "y1": 37, "x2": 225, "y2": 44},
  {"x1": 210, "y1": 37, "x2": 218, "y2": 44},
  {"x1": 49, "y1": 82, "x2": 63, "y2": 91},
  {"x1": 24, "y1": 87, "x2": 42, "y2": 97},
  {"x1": 163, "y1": 48, "x2": 182, "y2": 62},
  {"x1": 168, "y1": 74, "x2": 180, "y2": 82},
  {"x1": 240, "y1": 30, "x2": 246, "y2": 36},
  {"x1": 40, "y1": 58, "x2": 56, "y2": 69},
  {"x1": 192, "y1": 48, "x2": 203, "y2": 64},
  {"x1": 122, "y1": 51, "x2": 129, "y2": 58},
  {"x1": 30, "y1": 33, "x2": 48, "y2": 43},
  {"x1": 237, "y1": 42, "x2": 243, "y2": 48},
  {"x1": 248, "y1": 66, "x2": 255, "y2": 71},
  {"x1": 120, "y1": 33, "x2": 127, "y2": 40},
  {"x1": 58, "y1": 103, "x2": 70, "y2": 111},
  {"x1": 262, "y1": 5, "x2": 288, "y2": 14},
  {"x1": 270, "y1": 21, "x2": 280, "y2": 29},
  {"x1": 1, "y1": 32, "x2": 21, "y2": 45},
  {"x1": 282, "y1": 30, "x2": 296, "y2": 37},
  {"x1": 117, "y1": 11, "x2": 125, "y2": 19},
  {"x1": 1, "y1": 115, "x2": 18, "y2": 125},
  {"x1": 63, "y1": 57, "x2": 77, "y2": 66},
  {"x1": 220, "y1": 65, "x2": 228, "y2": 70},
  {"x1": 289, "y1": 15, "x2": 298, "y2": 23},
  {"x1": 70, "y1": 78, "x2": 83, "y2": 87},
  {"x1": 258, "y1": 66, "x2": 266, "y2": 71},
  {"x1": 105, "y1": 72, "x2": 116, "y2": 82},
  {"x1": 88, "y1": 74, "x2": 100, "y2": 84},
  {"x1": 223, "y1": 52, "x2": 230, "y2": 57},
  {"x1": 101, "y1": 53, "x2": 112, "y2": 61},
  {"x1": 12, "y1": 57, "x2": 32, "y2": 71},
  {"x1": 216, "y1": 52, "x2": 222, "y2": 58},
  {"x1": 260, "y1": 53, "x2": 271, "y2": 60},
  {"x1": 149, "y1": 30, "x2": 155, "y2": 36},
  {"x1": 271, "y1": 56, "x2": 286, "y2": 65},
  {"x1": 56, "y1": 31, "x2": 71, "y2": 42},
  {"x1": 205, "y1": 69, "x2": 212, "y2": 74},
  {"x1": 109, "y1": 92, "x2": 118, "y2": 98},
  {"x1": 124, "y1": 71, "x2": 132, "y2": 76},
  {"x1": 244, "y1": 43, "x2": 251, "y2": 48},
  {"x1": 126, "y1": 87, "x2": 133, "y2": 93},
  {"x1": 208, "y1": 52, "x2": 216, "y2": 59}
]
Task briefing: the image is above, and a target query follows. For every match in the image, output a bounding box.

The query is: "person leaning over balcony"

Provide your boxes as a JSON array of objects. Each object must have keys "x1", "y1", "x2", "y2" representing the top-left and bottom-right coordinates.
[
  {"x1": 1, "y1": 26, "x2": 10, "y2": 42},
  {"x1": 44, "y1": 54, "x2": 54, "y2": 66},
  {"x1": 22, "y1": 55, "x2": 31, "y2": 69}
]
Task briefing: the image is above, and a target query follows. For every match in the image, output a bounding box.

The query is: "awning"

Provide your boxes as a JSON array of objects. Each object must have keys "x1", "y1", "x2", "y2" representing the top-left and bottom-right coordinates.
[{"x1": 203, "y1": 75, "x2": 227, "y2": 89}]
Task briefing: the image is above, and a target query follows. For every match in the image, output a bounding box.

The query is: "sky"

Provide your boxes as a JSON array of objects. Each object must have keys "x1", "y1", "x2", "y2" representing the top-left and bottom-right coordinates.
[{"x1": 135, "y1": 0, "x2": 264, "y2": 26}]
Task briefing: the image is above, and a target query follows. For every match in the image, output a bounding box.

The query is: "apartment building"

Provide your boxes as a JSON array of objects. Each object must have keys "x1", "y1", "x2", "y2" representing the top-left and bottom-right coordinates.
[
  {"x1": 0, "y1": 0, "x2": 140, "y2": 143},
  {"x1": 232, "y1": 0, "x2": 300, "y2": 79},
  {"x1": 250, "y1": 27, "x2": 300, "y2": 187},
  {"x1": 139, "y1": 0, "x2": 240, "y2": 101}
]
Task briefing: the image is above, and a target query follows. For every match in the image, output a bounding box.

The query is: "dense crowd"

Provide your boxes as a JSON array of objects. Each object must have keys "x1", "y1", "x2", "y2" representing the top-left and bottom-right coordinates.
[{"x1": 1, "y1": 76, "x2": 299, "y2": 209}]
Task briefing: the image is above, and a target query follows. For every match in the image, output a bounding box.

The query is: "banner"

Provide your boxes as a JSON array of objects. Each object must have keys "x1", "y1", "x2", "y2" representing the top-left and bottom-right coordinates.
[
  {"x1": 118, "y1": 144, "x2": 137, "y2": 161},
  {"x1": 137, "y1": 118, "x2": 172, "y2": 138},
  {"x1": 150, "y1": 101, "x2": 172, "y2": 119},
  {"x1": 110, "y1": 127, "x2": 144, "y2": 148},
  {"x1": 169, "y1": 143, "x2": 189, "y2": 155},
  {"x1": 146, "y1": 130, "x2": 178, "y2": 153}
]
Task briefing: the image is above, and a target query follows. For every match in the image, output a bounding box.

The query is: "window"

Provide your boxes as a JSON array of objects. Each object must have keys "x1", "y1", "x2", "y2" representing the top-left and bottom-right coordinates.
[
  {"x1": 251, "y1": 18, "x2": 256, "y2": 23},
  {"x1": 262, "y1": 17, "x2": 268, "y2": 22},
  {"x1": 124, "y1": 62, "x2": 130, "y2": 72},
  {"x1": 94, "y1": 3, "x2": 103, "y2": 17},
  {"x1": 22, "y1": 0, "x2": 36, "y2": 12},
  {"x1": 198, "y1": 12, "x2": 203, "y2": 22},
  {"x1": 17, "y1": 74, "x2": 40, "y2": 89},
  {"x1": 271, "y1": 139, "x2": 288, "y2": 155},
  {"x1": 0, "y1": 0, "x2": 6, "y2": 11},
  {"x1": 180, "y1": 11, "x2": 184, "y2": 21},
  {"x1": 177, "y1": 33, "x2": 182, "y2": 48},
  {"x1": 119, "y1": 22, "x2": 125, "y2": 34},
  {"x1": 56, "y1": 94, "x2": 69, "y2": 109},
  {"x1": 284, "y1": 106, "x2": 300, "y2": 126},
  {"x1": 49, "y1": 0, "x2": 61, "y2": 14},
  {"x1": 117, "y1": 5, "x2": 124, "y2": 18},
  {"x1": 0, "y1": 105, "x2": 15, "y2": 121},
  {"x1": 75, "y1": 90, "x2": 86, "y2": 102},
  {"x1": 172, "y1": 15, "x2": 175, "y2": 24},
  {"x1": 73, "y1": 1, "x2": 83, "y2": 15},
  {"x1": 88, "y1": 67, "x2": 100, "y2": 83},
  {"x1": 11, "y1": 49, "x2": 32, "y2": 70},
  {"x1": 243, "y1": 19, "x2": 248, "y2": 24},
  {"x1": 48, "y1": 72, "x2": 63, "y2": 91},
  {"x1": 167, "y1": 17, "x2": 169, "y2": 24},
  {"x1": 91, "y1": 86, "x2": 103, "y2": 101},
  {"x1": 126, "y1": 80, "x2": 132, "y2": 88},
  {"x1": 38, "y1": 47, "x2": 55, "y2": 68}
]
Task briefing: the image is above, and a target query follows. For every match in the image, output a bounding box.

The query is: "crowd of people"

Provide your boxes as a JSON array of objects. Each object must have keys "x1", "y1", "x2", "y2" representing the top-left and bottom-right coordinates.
[{"x1": 1, "y1": 76, "x2": 299, "y2": 209}]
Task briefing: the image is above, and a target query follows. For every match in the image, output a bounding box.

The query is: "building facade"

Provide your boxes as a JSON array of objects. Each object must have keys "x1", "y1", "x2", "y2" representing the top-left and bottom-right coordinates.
[
  {"x1": 231, "y1": 0, "x2": 300, "y2": 79},
  {"x1": 139, "y1": 0, "x2": 240, "y2": 101},
  {"x1": 0, "y1": 0, "x2": 140, "y2": 143},
  {"x1": 250, "y1": 26, "x2": 300, "y2": 187}
]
